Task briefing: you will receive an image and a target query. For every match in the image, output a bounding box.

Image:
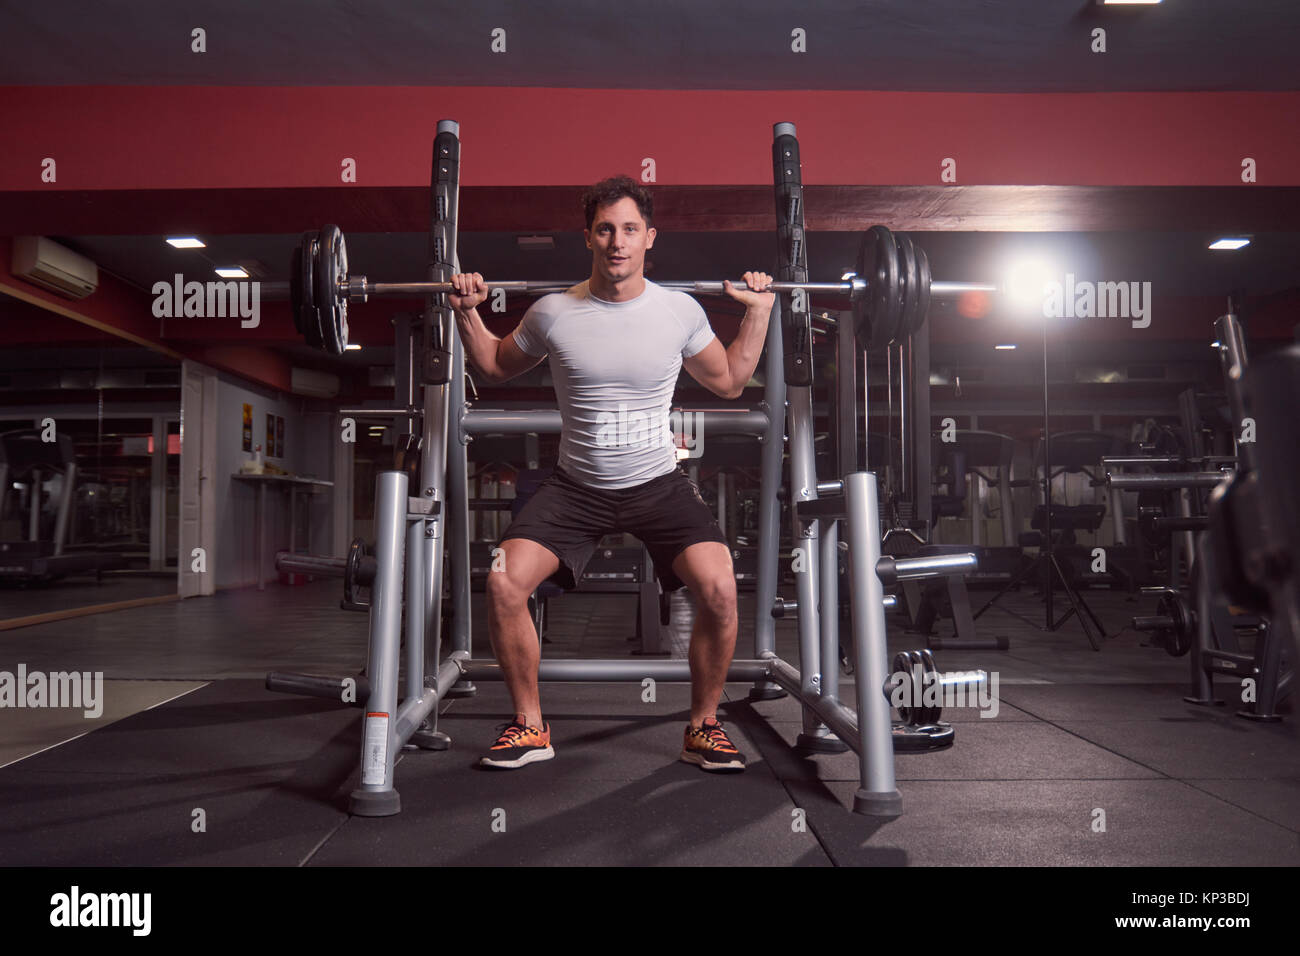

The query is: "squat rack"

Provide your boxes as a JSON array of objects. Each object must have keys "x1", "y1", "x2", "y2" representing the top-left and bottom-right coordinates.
[{"x1": 269, "y1": 120, "x2": 981, "y2": 819}]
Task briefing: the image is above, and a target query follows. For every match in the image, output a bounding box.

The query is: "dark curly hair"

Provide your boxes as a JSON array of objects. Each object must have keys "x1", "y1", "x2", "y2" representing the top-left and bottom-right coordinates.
[{"x1": 581, "y1": 176, "x2": 653, "y2": 230}]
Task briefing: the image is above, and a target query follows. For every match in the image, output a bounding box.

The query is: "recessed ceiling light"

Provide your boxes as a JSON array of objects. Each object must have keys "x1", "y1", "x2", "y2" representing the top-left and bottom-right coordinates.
[
  {"x1": 166, "y1": 237, "x2": 205, "y2": 249},
  {"x1": 345, "y1": 343, "x2": 362, "y2": 351},
  {"x1": 1208, "y1": 238, "x2": 1250, "y2": 251},
  {"x1": 215, "y1": 267, "x2": 249, "y2": 278},
  {"x1": 994, "y1": 344, "x2": 1017, "y2": 350}
]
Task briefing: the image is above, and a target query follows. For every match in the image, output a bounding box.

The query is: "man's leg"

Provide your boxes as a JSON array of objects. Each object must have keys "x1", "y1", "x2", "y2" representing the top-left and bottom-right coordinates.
[
  {"x1": 485, "y1": 537, "x2": 560, "y2": 728},
  {"x1": 670, "y1": 541, "x2": 739, "y2": 727}
]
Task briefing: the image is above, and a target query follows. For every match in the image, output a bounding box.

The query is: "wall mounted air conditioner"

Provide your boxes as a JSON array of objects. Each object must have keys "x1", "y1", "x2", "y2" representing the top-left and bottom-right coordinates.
[
  {"x1": 290, "y1": 367, "x2": 340, "y2": 399},
  {"x1": 11, "y1": 236, "x2": 99, "y2": 300}
]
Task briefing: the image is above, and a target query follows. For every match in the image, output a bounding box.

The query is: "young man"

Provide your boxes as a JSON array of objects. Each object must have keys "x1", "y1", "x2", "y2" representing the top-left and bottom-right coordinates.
[{"x1": 449, "y1": 176, "x2": 774, "y2": 772}]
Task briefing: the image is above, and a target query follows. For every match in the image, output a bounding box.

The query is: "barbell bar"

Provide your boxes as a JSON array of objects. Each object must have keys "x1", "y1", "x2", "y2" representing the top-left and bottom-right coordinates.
[
  {"x1": 292, "y1": 223, "x2": 997, "y2": 356},
  {"x1": 338, "y1": 276, "x2": 994, "y2": 300}
]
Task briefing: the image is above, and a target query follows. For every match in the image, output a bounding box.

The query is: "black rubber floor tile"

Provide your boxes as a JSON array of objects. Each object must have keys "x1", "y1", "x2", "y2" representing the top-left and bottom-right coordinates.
[
  {"x1": 1056, "y1": 718, "x2": 1300, "y2": 780},
  {"x1": 787, "y1": 778, "x2": 1300, "y2": 867},
  {"x1": 747, "y1": 714, "x2": 1158, "y2": 783}
]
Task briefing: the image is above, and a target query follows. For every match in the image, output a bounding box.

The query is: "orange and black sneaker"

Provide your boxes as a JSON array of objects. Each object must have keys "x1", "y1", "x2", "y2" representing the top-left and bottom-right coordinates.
[
  {"x1": 479, "y1": 717, "x2": 554, "y2": 769},
  {"x1": 681, "y1": 716, "x2": 747, "y2": 772}
]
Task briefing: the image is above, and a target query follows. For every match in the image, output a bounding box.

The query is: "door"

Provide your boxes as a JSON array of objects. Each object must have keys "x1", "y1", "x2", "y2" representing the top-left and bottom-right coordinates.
[{"x1": 178, "y1": 361, "x2": 218, "y2": 597}]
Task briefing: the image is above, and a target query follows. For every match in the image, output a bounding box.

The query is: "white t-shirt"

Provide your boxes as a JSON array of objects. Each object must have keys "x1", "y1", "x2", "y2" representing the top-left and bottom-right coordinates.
[{"x1": 511, "y1": 279, "x2": 717, "y2": 489}]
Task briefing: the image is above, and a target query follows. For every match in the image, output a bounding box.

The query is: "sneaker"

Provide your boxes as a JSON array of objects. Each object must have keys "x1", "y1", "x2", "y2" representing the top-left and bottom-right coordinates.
[
  {"x1": 680, "y1": 716, "x2": 747, "y2": 772},
  {"x1": 479, "y1": 717, "x2": 554, "y2": 769}
]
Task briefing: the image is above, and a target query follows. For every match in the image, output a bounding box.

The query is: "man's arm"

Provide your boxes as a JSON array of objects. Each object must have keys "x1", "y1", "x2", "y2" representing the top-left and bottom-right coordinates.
[
  {"x1": 449, "y1": 273, "x2": 545, "y2": 384},
  {"x1": 682, "y1": 272, "x2": 774, "y2": 400}
]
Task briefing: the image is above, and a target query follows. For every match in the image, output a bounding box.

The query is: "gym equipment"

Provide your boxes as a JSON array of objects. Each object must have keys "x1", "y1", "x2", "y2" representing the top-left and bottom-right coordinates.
[
  {"x1": 1109, "y1": 312, "x2": 1292, "y2": 720},
  {"x1": 0, "y1": 429, "x2": 126, "y2": 584},
  {"x1": 1211, "y1": 342, "x2": 1300, "y2": 684},
  {"x1": 930, "y1": 430, "x2": 1028, "y2": 585},
  {"x1": 288, "y1": 224, "x2": 995, "y2": 355},
  {"x1": 268, "y1": 120, "x2": 994, "y2": 820},
  {"x1": 885, "y1": 649, "x2": 987, "y2": 751}
]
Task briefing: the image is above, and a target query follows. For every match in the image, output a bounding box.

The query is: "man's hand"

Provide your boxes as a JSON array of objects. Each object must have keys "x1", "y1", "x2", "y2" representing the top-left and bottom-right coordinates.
[
  {"x1": 723, "y1": 271, "x2": 776, "y2": 311},
  {"x1": 448, "y1": 272, "x2": 489, "y2": 312}
]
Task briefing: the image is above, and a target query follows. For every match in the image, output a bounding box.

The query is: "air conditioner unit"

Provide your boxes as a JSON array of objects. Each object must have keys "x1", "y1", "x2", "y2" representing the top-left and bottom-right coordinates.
[
  {"x1": 11, "y1": 236, "x2": 99, "y2": 300},
  {"x1": 290, "y1": 367, "x2": 340, "y2": 399}
]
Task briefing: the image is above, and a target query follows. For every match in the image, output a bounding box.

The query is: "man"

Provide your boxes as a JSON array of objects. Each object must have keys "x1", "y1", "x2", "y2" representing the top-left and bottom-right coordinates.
[{"x1": 449, "y1": 175, "x2": 774, "y2": 772}]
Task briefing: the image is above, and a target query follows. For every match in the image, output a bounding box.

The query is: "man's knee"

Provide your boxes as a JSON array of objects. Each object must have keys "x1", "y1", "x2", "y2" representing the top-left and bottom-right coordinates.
[
  {"x1": 486, "y1": 566, "x2": 533, "y2": 615},
  {"x1": 693, "y1": 577, "x2": 738, "y2": 622}
]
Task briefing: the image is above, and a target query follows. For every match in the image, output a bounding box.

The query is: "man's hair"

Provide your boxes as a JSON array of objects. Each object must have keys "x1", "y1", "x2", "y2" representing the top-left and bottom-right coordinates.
[{"x1": 582, "y1": 176, "x2": 653, "y2": 230}]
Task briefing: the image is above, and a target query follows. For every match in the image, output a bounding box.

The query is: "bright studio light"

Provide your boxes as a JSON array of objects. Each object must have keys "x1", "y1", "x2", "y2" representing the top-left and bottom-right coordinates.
[
  {"x1": 345, "y1": 343, "x2": 362, "y2": 351},
  {"x1": 994, "y1": 344, "x2": 1017, "y2": 350},
  {"x1": 215, "y1": 266, "x2": 249, "y2": 278},
  {"x1": 1004, "y1": 258, "x2": 1057, "y2": 314},
  {"x1": 1208, "y1": 238, "x2": 1250, "y2": 251}
]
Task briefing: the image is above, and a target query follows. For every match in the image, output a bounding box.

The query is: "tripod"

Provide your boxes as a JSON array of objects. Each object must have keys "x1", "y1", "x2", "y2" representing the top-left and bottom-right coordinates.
[{"x1": 971, "y1": 318, "x2": 1107, "y2": 650}]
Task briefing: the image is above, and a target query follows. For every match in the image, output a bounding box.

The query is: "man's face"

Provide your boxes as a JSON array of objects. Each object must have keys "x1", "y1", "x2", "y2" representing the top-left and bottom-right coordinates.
[{"x1": 585, "y1": 196, "x2": 656, "y2": 284}]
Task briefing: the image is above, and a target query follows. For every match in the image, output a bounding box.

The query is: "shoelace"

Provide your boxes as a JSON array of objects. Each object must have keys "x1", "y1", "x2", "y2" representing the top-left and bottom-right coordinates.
[
  {"x1": 495, "y1": 721, "x2": 532, "y2": 745},
  {"x1": 697, "y1": 723, "x2": 737, "y2": 752}
]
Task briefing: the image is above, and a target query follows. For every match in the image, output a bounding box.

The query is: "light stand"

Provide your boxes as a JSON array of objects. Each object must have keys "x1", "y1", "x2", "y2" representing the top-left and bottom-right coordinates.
[{"x1": 972, "y1": 314, "x2": 1106, "y2": 649}]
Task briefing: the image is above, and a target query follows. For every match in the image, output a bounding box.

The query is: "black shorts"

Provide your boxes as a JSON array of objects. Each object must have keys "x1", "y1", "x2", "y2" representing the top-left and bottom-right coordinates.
[{"x1": 500, "y1": 464, "x2": 729, "y2": 592}]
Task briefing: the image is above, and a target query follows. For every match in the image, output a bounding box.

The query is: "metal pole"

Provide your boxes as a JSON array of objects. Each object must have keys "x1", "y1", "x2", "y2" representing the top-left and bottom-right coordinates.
[
  {"x1": 750, "y1": 296, "x2": 785, "y2": 699},
  {"x1": 348, "y1": 469, "x2": 408, "y2": 817},
  {"x1": 844, "y1": 470, "x2": 903, "y2": 817}
]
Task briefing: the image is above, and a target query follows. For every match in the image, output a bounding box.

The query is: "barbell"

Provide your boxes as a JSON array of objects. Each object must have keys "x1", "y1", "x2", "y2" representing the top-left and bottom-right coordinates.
[{"x1": 291, "y1": 223, "x2": 996, "y2": 355}]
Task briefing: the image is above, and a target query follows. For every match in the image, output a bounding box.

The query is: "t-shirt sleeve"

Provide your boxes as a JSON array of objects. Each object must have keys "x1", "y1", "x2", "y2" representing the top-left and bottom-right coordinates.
[
  {"x1": 510, "y1": 302, "x2": 550, "y2": 358},
  {"x1": 679, "y1": 295, "x2": 716, "y2": 358}
]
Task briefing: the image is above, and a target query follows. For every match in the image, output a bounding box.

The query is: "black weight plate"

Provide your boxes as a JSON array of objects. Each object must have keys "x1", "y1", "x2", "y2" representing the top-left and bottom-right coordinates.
[
  {"x1": 1159, "y1": 591, "x2": 1195, "y2": 657},
  {"x1": 891, "y1": 651, "x2": 916, "y2": 725},
  {"x1": 912, "y1": 244, "x2": 932, "y2": 337},
  {"x1": 343, "y1": 536, "x2": 365, "y2": 606},
  {"x1": 918, "y1": 648, "x2": 943, "y2": 724},
  {"x1": 895, "y1": 234, "x2": 919, "y2": 344},
  {"x1": 300, "y1": 231, "x2": 324, "y2": 350},
  {"x1": 854, "y1": 225, "x2": 900, "y2": 351},
  {"x1": 315, "y1": 224, "x2": 349, "y2": 355},
  {"x1": 289, "y1": 242, "x2": 305, "y2": 336}
]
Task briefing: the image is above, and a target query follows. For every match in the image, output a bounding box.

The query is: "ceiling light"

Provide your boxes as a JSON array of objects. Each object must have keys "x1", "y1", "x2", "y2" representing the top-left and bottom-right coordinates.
[
  {"x1": 994, "y1": 344, "x2": 1017, "y2": 350},
  {"x1": 215, "y1": 266, "x2": 249, "y2": 278},
  {"x1": 345, "y1": 343, "x2": 362, "y2": 351},
  {"x1": 166, "y1": 237, "x2": 205, "y2": 249},
  {"x1": 1208, "y1": 238, "x2": 1250, "y2": 251}
]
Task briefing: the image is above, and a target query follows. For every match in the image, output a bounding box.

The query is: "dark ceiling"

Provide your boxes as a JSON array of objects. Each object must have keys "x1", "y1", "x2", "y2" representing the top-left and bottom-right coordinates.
[{"x1": 2, "y1": 0, "x2": 1298, "y2": 91}]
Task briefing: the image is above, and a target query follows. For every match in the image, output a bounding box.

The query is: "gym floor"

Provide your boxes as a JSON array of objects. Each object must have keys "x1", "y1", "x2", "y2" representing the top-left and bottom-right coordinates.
[{"x1": 2, "y1": 582, "x2": 1296, "y2": 867}]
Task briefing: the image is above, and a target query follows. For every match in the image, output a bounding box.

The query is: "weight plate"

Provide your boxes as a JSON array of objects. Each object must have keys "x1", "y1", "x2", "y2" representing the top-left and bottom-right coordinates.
[
  {"x1": 343, "y1": 536, "x2": 367, "y2": 606},
  {"x1": 912, "y1": 244, "x2": 932, "y2": 338},
  {"x1": 895, "y1": 234, "x2": 919, "y2": 345},
  {"x1": 854, "y1": 225, "x2": 900, "y2": 351},
  {"x1": 315, "y1": 224, "x2": 349, "y2": 355},
  {"x1": 917, "y1": 648, "x2": 943, "y2": 724},
  {"x1": 289, "y1": 242, "x2": 305, "y2": 336},
  {"x1": 1157, "y1": 591, "x2": 1195, "y2": 657},
  {"x1": 299, "y1": 231, "x2": 324, "y2": 350},
  {"x1": 891, "y1": 651, "x2": 916, "y2": 725}
]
